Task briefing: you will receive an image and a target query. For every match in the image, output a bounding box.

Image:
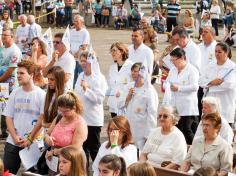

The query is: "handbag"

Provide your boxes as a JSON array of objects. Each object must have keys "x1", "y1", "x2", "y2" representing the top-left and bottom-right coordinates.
[{"x1": 101, "y1": 8, "x2": 109, "y2": 16}]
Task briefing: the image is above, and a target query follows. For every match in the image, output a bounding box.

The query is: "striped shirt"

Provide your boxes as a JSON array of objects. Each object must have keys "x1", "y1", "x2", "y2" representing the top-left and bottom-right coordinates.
[{"x1": 167, "y1": 3, "x2": 181, "y2": 18}]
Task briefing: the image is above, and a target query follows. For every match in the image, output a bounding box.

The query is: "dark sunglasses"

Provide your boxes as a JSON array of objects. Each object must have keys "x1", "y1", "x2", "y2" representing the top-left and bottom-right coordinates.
[{"x1": 53, "y1": 41, "x2": 61, "y2": 44}]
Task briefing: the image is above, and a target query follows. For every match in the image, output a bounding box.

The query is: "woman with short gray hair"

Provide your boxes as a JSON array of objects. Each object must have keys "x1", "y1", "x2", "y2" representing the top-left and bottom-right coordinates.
[
  {"x1": 194, "y1": 96, "x2": 233, "y2": 144},
  {"x1": 140, "y1": 105, "x2": 187, "y2": 170}
]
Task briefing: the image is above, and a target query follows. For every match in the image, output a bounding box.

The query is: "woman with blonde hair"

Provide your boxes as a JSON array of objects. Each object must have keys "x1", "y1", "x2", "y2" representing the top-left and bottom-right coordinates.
[
  {"x1": 0, "y1": 9, "x2": 13, "y2": 28},
  {"x1": 183, "y1": 9, "x2": 194, "y2": 34},
  {"x1": 44, "y1": 91, "x2": 88, "y2": 174},
  {"x1": 210, "y1": 0, "x2": 221, "y2": 36},
  {"x1": 58, "y1": 146, "x2": 87, "y2": 176},
  {"x1": 127, "y1": 162, "x2": 156, "y2": 176}
]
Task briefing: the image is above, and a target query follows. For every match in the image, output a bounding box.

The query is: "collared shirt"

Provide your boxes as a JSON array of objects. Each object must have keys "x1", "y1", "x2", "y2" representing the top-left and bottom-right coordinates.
[
  {"x1": 199, "y1": 59, "x2": 236, "y2": 123},
  {"x1": 165, "y1": 63, "x2": 199, "y2": 116},
  {"x1": 198, "y1": 40, "x2": 217, "y2": 76},
  {"x1": 128, "y1": 43, "x2": 154, "y2": 74},
  {"x1": 183, "y1": 39, "x2": 201, "y2": 71},
  {"x1": 185, "y1": 135, "x2": 233, "y2": 172}
]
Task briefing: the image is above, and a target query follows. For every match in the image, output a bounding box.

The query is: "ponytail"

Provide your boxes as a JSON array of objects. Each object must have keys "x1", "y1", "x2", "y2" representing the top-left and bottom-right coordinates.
[{"x1": 119, "y1": 157, "x2": 127, "y2": 176}]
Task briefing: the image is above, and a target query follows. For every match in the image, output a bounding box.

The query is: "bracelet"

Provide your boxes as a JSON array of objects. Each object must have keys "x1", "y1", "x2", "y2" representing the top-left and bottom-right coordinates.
[
  {"x1": 27, "y1": 136, "x2": 33, "y2": 144},
  {"x1": 111, "y1": 144, "x2": 118, "y2": 148}
]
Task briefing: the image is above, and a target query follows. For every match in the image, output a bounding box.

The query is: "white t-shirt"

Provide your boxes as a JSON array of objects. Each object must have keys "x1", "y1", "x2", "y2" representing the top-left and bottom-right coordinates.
[
  {"x1": 142, "y1": 126, "x2": 187, "y2": 166},
  {"x1": 3, "y1": 86, "x2": 45, "y2": 146},
  {"x1": 70, "y1": 28, "x2": 90, "y2": 55},
  {"x1": 92, "y1": 141, "x2": 138, "y2": 176},
  {"x1": 55, "y1": 51, "x2": 75, "y2": 90},
  {"x1": 16, "y1": 24, "x2": 30, "y2": 50}
]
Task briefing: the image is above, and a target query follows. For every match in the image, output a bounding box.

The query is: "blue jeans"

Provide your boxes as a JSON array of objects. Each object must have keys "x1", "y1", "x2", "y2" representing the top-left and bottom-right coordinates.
[{"x1": 64, "y1": 6, "x2": 73, "y2": 26}]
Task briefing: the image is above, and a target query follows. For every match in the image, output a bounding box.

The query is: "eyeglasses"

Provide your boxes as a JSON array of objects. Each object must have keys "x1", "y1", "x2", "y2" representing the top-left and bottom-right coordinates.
[
  {"x1": 110, "y1": 48, "x2": 119, "y2": 53},
  {"x1": 108, "y1": 128, "x2": 120, "y2": 132},
  {"x1": 53, "y1": 41, "x2": 61, "y2": 45},
  {"x1": 158, "y1": 114, "x2": 169, "y2": 119},
  {"x1": 1, "y1": 34, "x2": 11, "y2": 36}
]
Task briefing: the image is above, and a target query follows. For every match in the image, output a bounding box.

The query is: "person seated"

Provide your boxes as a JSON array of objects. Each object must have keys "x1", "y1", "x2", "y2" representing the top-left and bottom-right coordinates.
[
  {"x1": 92, "y1": 116, "x2": 137, "y2": 176},
  {"x1": 140, "y1": 17, "x2": 158, "y2": 49},
  {"x1": 194, "y1": 97, "x2": 233, "y2": 144},
  {"x1": 114, "y1": 4, "x2": 129, "y2": 29},
  {"x1": 127, "y1": 162, "x2": 156, "y2": 176},
  {"x1": 193, "y1": 167, "x2": 217, "y2": 176},
  {"x1": 140, "y1": 105, "x2": 187, "y2": 170},
  {"x1": 180, "y1": 113, "x2": 233, "y2": 175},
  {"x1": 183, "y1": 9, "x2": 194, "y2": 34},
  {"x1": 128, "y1": 4, "x2": 141, "y2": 28},
  {"x1": 151, "y1": 5, "x2": 166, "y2": 33},
  {"x1": 98, "y1": 154, "x2": 126, "y2": 176},
  {"x1": 58, "y1": 146, "x2": 87, "y2": 176}
]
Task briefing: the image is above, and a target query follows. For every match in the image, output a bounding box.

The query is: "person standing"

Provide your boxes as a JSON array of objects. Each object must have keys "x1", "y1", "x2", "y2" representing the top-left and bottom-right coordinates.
[
  {"x1": 2, "y1": 60, "x2": 45, "y2": 174},
  {"x1": 166, "y1": 0, "x2": 181, "y2": 32},
  {"x1": 165, "y1": 48, "x2": 199, "y2": 145},
  {"x1": 128, "y1": 28, "x2": 154, "y2": 76},
  {"x1": 64, "y1": 0, "x2": 74, "y2": 26},
  {"x1": 210, "y1": 0, "x2": 221, "y2": 36},
  {"x1": 125, "y1": 63, "x2": 158, "y2": 150},
  {"x1": 15, "y1": 14, "x2": 30, "y2": 54},
  {"x1": 0, "y1": 27, "x2": 22, "y2": 139},
  {"x1": 27, "y1": 15, "x2": 42, "y2": 44},
  {"x1": 198, "y1": 26, "x2": 217, "y2": 117},
  {"x1": 43, "y1": 33, "x2": 76, "y2": 90},
  {"x1": 74, "y1": 51, "x2": 107, "y2": 167},
  {"x1": 172, "y1": 26, "x2": 201, "y2": 71},
  {"x1": 199, "y1": 42, "x2": 236, "y2": 125}
]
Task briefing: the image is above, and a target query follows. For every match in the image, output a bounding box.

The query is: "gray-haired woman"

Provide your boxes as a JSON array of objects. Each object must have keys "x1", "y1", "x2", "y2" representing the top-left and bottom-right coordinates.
[{"x1": 140, "y1": 105, "x2": 187, "y2": 170}]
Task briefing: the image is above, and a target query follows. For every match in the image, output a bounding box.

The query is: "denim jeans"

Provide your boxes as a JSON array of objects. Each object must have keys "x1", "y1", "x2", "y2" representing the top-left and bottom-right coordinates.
[{"x1": 64, "y1": 6, "x2": 73, "y2": 26}]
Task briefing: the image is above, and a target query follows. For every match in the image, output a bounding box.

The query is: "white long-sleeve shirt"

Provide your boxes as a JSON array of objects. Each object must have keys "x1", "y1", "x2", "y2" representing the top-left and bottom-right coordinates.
[
  {"x1": 92, "y1": 141, "x2": 137, "y2": 176},
  {"x1": 183, "y1": 39, "x2": 201, "y2": 71},
  {"x1": 74, "y1": 73, "x2": 107, "y2": 126},
  {"x1": 165, "y1": 63, "x2": 199, "y2": 116},
  {"x1": 125, "y1": 84, "x2": 158, "y2": 149},
  {"x1": 198, "y1": 40, "x2": 217, "y2": 76},
  {"x1": 107, "y1": 60, "x2": 133, "y2": 114},
  {"x1": 199, "y1": 59, "x2": 236, "y2": 123}
]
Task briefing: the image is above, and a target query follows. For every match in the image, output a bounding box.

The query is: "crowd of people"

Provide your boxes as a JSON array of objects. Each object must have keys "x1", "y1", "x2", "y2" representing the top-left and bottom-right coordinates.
[{"x1": 0, "y1": 0, "x2": 236, "y2": 175}]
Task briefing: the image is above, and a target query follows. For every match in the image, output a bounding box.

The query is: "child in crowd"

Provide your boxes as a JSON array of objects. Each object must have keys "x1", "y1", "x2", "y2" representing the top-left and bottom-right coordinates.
[
  {"x1": 98, "y1": 155, "x2": 127, "y2": 176},
  {"x1": 151, "y1": 5, "x2": 166, "y2": 33},
  {"x1": 127, "y1": 162, "x2": 156, "y2": 176},
  {"x1": 58, "y1": 146, "x2": 87, "y2": 176}
]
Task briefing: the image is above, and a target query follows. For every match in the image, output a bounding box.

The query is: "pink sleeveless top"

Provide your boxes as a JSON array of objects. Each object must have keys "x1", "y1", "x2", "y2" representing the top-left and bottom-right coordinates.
[{"x1": 50, "y1": 118, "x2": 82, "y2": 147}]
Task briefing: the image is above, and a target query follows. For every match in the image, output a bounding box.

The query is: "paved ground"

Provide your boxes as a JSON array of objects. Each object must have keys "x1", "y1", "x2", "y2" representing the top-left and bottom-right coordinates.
[{"x1": 0, "y1": 27, "x2": 236, "y2": 175}]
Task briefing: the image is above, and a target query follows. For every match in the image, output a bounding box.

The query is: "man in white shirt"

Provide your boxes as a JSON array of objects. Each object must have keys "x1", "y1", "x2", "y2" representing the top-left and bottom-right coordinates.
[
  {"x1": 128, "y1": 28, "x2": 154, "y2": 75},
  {"x1": 15, "y1": 14, "x2": 30, "y2": 53},
  {"x1": 27, "y1": 15, "x2": 42, "y2": 43},
  {"x1": 70, "y1": 15, "x2": 90, "y2": 58},
  {"x1": 3, "y1": 60, "x2": 45, "y2": 174},
  {"x1": 172, "y1": 26, "x2": 201, "y2": 71},
  {"x1": 70, "y1": 15, "x2": 91, "y2": 87},
  {"x1": 198, "y1": 26, "x2": 217, "y2": 117},
  {"x1": 43, "y1": 33, "x2": 75, "y2": 90},
  {"x1": 0, "y1": 27, "x2": 22, "y2": 139}
]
